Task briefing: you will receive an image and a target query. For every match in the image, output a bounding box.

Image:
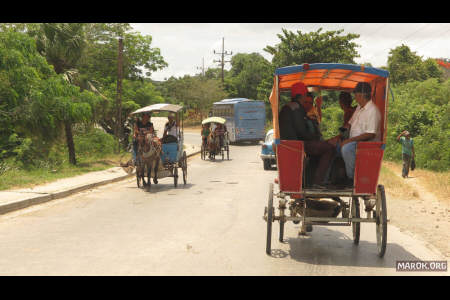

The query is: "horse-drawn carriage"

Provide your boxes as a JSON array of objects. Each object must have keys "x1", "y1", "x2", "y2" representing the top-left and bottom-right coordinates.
[
  {"x1": 201, "y1": 117, "x2": 230, "y2": 161},
  {"x1": 131, "y1": 103, "x2": 187, "y2": 190},
  {"x1": 263, "y1": 63, "x2": 391, "y2": 257}
]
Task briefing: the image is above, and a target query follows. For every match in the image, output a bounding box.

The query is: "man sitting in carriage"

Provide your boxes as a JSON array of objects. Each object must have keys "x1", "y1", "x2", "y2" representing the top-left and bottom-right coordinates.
[
  {"x1": 162, "y1": 113, "x2": 179, "y2": 144},
  {"x1": 335, "y1": 82, "x2": 381, "y2": 187},
  {"x1": 213, "y1": 123, "x2": 226, "y2": 148},
  {"x1": 278, "y1": 82, "x2": 335, "y2": 189}
]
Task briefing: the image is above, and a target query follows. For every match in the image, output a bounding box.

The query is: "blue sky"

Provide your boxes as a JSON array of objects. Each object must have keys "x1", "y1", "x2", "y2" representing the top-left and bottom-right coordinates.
[{"x1": 130, "y1": 23, "x2": 450, "y2": 81}]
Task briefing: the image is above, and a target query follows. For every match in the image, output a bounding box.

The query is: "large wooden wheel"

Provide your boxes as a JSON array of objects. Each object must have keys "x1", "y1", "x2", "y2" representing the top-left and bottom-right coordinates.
[
  {"x1": 266, "y1": 183, "x2": 274, "y2": 255},
  {"x1": 352, "y1": 196, "x2": 360, "y2": 245},
  {"x1": 376, "y1": 185, "x2": 387, "y2": 257}
]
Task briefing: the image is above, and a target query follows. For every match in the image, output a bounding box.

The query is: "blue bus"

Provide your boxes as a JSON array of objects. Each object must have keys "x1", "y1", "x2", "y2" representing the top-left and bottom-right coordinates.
[{"x1": 212, "y1": 98, "x2": 265, "y2": 143}]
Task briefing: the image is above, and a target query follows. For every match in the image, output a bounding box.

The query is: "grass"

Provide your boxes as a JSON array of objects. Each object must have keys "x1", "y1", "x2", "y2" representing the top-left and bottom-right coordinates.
[
  {"x1": 383, "y1": 160, "x2": 450, "y2": 203},
  {"x1": 379, "y1": 163, "x2": 419, "y2": 199},
  {"x1": 0, "y1": 152, "x2": 128, "y2": 191}
]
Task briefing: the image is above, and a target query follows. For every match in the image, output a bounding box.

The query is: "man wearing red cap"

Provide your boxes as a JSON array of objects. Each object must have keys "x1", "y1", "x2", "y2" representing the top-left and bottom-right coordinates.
[{"x1": 279, "y1": 82, "x2": 335, "y2": 188}]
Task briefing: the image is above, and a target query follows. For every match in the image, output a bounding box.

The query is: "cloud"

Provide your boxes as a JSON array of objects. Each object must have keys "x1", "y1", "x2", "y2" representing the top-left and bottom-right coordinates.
[{"x1": 131, "y1": 23, "x2": 450, "y2": 80}]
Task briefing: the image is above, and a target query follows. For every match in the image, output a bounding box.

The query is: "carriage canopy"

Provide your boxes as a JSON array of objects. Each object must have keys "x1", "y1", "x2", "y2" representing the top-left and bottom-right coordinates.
[
  {"x1": 269, "y1": 63, "x2": 390, "y2": 144},
  {"x1": 201, "y1": 117, "x2": 226, "y2": 125},
  {"x1": 131, "y1": 103, "x2": 183, "y2": 115}
]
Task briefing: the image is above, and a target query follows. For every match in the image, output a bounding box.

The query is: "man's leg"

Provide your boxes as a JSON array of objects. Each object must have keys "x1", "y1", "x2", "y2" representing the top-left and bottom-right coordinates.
[
  {"x1": 132, "y1": 139, "x2": 138, "y2": 165},
  {"x1": 402, "y1": 154, "x2": 411, "y2": 178},
  {"x1": 304, "y1": 141, "x2": 336, "y2": 186},
  {"x1": 341, "y1": 141, "x2": 358, "y2": 180}
]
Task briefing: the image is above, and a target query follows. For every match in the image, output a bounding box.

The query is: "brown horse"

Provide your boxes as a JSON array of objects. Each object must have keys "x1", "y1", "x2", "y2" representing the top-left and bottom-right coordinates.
[
  {"x1": 207, "y1": 132, "x2": 220, "y2": 159},
  {"x1": 136, "y1": 130, "x2": 162, "y2": 189}
]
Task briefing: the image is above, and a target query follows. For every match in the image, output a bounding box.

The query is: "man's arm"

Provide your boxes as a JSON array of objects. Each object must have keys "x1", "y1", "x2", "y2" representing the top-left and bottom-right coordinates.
[
  {"x1": 294, "y1": 111, "x2": 319, "y2": 141},
  {"x1": 397, "y1": 131, "x2": 406, "y2": 142},
  {"x1": 341, "y1": 133, "x2": 376, "y2": 146}
]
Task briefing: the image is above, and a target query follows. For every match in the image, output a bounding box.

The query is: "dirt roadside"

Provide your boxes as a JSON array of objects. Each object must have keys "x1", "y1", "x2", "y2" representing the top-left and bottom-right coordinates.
[{"x1": 381, "y1": 162, "x2": 450, "y2": 258}]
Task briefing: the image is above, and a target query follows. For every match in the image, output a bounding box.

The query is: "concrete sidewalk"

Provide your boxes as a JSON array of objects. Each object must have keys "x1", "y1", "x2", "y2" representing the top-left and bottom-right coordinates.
[{"x1": 0, "y1": 144, "x2": 201, "y2": 216}]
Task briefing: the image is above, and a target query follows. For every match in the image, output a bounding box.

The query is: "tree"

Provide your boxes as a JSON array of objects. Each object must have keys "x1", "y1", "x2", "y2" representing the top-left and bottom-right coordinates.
[
  {"x1": 224, "y1": 53, "x2": 272, "y2": 100},
  {"x1": 32, "y1": 23, "x2": 88, "y2": 165},
  {"x1": 0, "y1": 30, "x2": 101, "y2": 167},
  {"x1": 264, "y1": 28, "x2": 360, "y2": 68},
  {"x1": 387, "y1": 44, "x2": 443, "y2": 86},
  {"x1": 78, "y1": 23, "x2": 168, "y2": 87}
]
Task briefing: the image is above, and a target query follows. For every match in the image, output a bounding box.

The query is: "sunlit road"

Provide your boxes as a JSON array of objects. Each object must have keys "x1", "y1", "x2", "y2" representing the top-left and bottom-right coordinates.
[{"x1": 0, "y1": 145, "x2": 446, "y2": 275}]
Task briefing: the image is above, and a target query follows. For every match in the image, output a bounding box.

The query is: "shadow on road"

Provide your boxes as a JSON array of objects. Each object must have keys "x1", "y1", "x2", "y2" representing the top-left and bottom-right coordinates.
[{"x1": 269, "y1": 226, "x2": 422, "y2": 269}]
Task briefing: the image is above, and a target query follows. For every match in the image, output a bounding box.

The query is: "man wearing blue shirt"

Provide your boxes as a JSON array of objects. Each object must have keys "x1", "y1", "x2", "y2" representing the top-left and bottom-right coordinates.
[{"x1": 396, "y1": 130, "x2": 415, "y2": 178}]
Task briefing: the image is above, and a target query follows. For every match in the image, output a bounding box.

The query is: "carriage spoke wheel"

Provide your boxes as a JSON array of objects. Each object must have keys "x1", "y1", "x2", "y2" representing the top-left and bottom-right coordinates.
[
  {"x1": 376, "y1": 185, "x2": 387, "y2": 257},
  {"x1": 266, "y1": 183, "x2": 274, "y2": 255},
  {"x1": 352, "y1": 196, "x2": 360, "y2": 245},
  {"x1": 182, "y1": 151, "x2": 187, "y2": 185},
  {"x1": 173, "y1": 166, "x2": 178, "y2": 188},
  {"x1": 279, "y1": 206, "x2": 285, "y2": 243}
]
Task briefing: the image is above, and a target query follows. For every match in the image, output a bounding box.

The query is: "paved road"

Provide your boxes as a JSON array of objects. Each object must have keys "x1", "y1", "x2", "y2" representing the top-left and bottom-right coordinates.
[{"x1": 0, "y1": 145, "x2": 446, "y2": 275}]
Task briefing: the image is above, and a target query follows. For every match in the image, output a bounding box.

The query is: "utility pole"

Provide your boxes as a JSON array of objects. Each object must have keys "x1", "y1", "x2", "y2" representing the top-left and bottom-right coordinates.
[
  {"x1": 116, "y1": 37, "x2": 124, "y2": 153},
  {"x1": 196, "y1": 57, "x2": 205, "y2": 77},
  {"x1": 213, "y1": 37, "x2": 232, "y2": 84}
]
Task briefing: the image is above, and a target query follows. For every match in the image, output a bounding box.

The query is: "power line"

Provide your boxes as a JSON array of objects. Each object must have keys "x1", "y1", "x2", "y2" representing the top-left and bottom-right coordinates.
[
  {"x1": 370, "y1": 23, "x2": 434, "y2": 58},
  {"x1": 413, "y1": 27, "x2": 450, "y2": 52}
]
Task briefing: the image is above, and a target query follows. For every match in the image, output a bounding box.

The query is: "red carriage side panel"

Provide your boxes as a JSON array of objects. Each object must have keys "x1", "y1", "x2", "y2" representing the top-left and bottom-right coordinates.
[
  {"x1": 354, "y1": 142, "x2": 384, "y2": 194},
  {"x1": 276, "y1": 140, "x2": 304, "y2": 193}
]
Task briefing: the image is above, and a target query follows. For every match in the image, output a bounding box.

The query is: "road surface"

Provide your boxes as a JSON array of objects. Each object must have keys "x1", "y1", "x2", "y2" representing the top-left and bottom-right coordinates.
[{"x1": 0, "y1": 144, "x2": 446, "y2": 275}]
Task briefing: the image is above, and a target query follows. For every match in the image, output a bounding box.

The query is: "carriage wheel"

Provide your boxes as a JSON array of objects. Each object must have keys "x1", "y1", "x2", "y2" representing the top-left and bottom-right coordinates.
[
  {"x1": 376, "y1": 185, "x2": 387, "y2": 257},
  {"x1": 173, "y1": 166, "x2": 178, "y2": 188},
  {"x1": 352, "y1": 196, "x2": 360, "y2": 245},
  {"x1": 266, "y1": 183, "x2": 274, "y2": 255},
  {"x1": 182, "y1": 151, "x2": 187, "y2": 185},
  {"x1": 279, "y1": 211, "x2": 285, "y2": 242}
]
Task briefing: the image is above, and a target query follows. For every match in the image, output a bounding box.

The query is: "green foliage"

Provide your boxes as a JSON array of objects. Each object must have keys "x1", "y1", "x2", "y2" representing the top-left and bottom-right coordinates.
[
  {"x1": 78, "y1": 23, "x2": 168, "y2": 87},
  {"x1": 224, "y1": 53, "x2": 272, "y2": 100},
  {"x1": 385, "y1": 78, "x2": 450, "y2": 171},
  {"x1": 387, "y1": 44, "x2": 443, "y2": 86},
  {"x1": 264, "y1": 28, "x2": 360, "y2": 68},
  {"x1": 74, "y1": 128, "x2": 116, "y2": 159}
]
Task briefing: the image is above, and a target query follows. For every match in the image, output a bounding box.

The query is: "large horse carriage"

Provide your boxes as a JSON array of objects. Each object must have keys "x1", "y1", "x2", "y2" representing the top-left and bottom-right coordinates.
[
  {"x1": 201, "y1": 117, "x2": 230, "y2": 161},
  {"x1": 263, "y1": 63, "x2": 391, "y2": 257},
  {"x1": 131, "y1": 103, "x2": 187, "y2": 190}
]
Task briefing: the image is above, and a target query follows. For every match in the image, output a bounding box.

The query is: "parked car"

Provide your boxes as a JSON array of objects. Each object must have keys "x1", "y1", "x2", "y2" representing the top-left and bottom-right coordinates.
[{"x1": 261, "y1": 129, "x2": 276, "y2": 170}]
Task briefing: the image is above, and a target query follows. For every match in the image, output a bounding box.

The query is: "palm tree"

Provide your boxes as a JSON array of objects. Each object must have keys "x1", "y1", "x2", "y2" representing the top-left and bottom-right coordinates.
[{"x1": 35, "y1": 23, "x2": 87, "y2": 165}]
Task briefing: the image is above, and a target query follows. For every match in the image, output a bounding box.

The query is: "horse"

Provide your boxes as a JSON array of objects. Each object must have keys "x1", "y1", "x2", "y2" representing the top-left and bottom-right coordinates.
[
  {"x1": 136, "y1": 129, "x2": 162, "y2": 190},
  {"x1": 207, "y1": 132, "x2": 220, "y2": 159}
]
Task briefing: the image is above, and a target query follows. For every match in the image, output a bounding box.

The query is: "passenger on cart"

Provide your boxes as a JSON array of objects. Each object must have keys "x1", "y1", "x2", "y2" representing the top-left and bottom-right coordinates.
[
  {"x1": 132, "y1": 112, "x2": 154, "y2": 165},
  {"x1": 278, "y1": 82, "x2": 335, "y2": 189},
  {"x1": 334, "y1": 82, "x2": 381, "y2": 189},
  {"x1": 214, "y1": 123, "x2": 226, "y2": 148},
  {"x1": 201, "y1": 123, "x2": 211, "y2": 148},
  {"x1": 162, "y1": 113, "x2": 179, "y2": 144}
]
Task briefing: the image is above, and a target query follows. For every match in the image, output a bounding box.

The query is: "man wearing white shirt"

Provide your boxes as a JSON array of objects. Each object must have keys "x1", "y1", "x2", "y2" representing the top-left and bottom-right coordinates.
[
  {"x1": 162, "y1": 113, "x2": 179, "y2": 143},
  {"x1": 340, "y1": 82, "x2": 381, "y2": 184}
]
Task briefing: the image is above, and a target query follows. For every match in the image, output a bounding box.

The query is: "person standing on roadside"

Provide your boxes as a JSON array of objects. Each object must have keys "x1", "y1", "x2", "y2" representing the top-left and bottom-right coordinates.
[{"x1": 396, "y1": 130, "x2": 415, "y2": 178}]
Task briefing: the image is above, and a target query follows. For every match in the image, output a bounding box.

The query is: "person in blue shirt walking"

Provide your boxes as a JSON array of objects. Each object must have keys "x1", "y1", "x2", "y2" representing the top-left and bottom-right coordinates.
[{"x1": 396, "y1": 130, "x2": 415, "y2": 178}]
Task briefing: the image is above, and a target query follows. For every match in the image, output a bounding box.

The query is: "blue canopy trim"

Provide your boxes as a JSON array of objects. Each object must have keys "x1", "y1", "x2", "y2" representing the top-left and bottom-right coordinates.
[{"x1": 275, "y1": 63, "x2": 389, "y2": 78}]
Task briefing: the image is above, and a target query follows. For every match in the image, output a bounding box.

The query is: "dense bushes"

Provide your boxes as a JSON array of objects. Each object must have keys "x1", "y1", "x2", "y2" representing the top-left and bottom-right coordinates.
[{"x1": 385, "y1": 78, "x2": 450, "y2": 171}]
